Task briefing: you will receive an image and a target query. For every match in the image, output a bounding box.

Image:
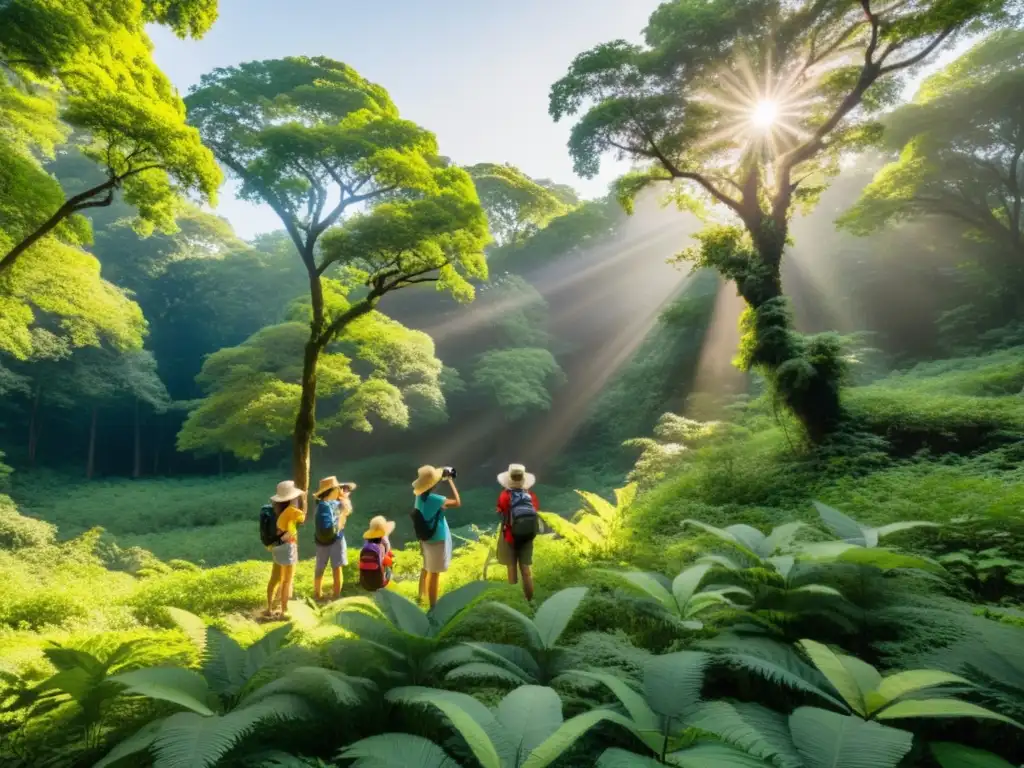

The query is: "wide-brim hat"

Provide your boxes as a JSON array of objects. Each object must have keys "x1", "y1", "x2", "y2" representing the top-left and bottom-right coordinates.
[
  {"x1": 412, "y1": 465, "x2": 443, "y2": 495},
  {"x1": 314, "y1": 476, "x2": 358, "y2": 498},
  {"x1": 498, "y1": 463, "x2": 535, "y2": 490},
  {"x1": 363, "y1": 515, "x2": 396, "y2": 539},
  {"x1": 270, "y1": 480, "x2": 305, "y2": 503}
]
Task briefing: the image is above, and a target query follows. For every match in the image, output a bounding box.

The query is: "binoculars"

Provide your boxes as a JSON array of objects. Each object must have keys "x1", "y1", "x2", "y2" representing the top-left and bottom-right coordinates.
[{"x1": 441, "y1": 466, "x2": 457, "y2": 480}]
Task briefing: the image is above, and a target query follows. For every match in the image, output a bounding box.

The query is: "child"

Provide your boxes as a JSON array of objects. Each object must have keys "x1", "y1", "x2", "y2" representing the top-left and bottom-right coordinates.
[
  {"x1": 312, "y1": 476, "x2": 356, "y2": 601},
  {"x1": 359, "y1": 515, "x2": 396, "y2": 591}
]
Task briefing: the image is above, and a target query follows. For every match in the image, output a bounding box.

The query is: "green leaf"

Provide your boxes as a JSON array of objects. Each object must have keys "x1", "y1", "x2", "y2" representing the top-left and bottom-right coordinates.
[
  {"x1": 873, "y1": 698, "x2": 1024, "y2": 728},
  {"x1": 838, "y1": 655, "x2": 883, "y2": 705},
  {"x1": 522, "y1": 709, "x2": 636, "y2": 768},
  {"x1": 790, "y1": 584, "x2": 844, "y2": 598},
  {"x1": 496, "y1": 685, "x2": 563, "y2": 756},
  {"x1": 375, "y1": 590, "x2": 431, "y2": 637},
  {"x1": 201, "y1": 627, "x2": 248, "y2": 699},
  {"x1": 604, "y1": 570, "x2": 675, "y2": 613},
  {"x1": 428, "y1": 581, "x2": 492, "y2": 635},
  {"x1": 873, "y1": 670, "x2": 970, "y2": 709},
  {"x1": 719, "y1": 653, "x2": 846, "y2": 710},
  {"x1": 339, "y1": 733, "x2": 456, "y2": 768},
  {"x1": 596, "y1": 748, "x2": 664, "y2": 767},
  {"x1": 836, "y1": 547, "x2": 944, "y2": 573},
  {"x1": 386, "y1": 687, "x2": 501, "y2": 768},
  {"x1": 164, "y1": 607, "x2": 208, "y2": 655},
  {"x1": 812, "y1": 502, "x2": 868, "y2": 546},
  {"x1": 672, "y1": 564, "x2": 714, "y2": 610},
  {"x1": 789, "y1": 707, "x2": 913, "y2": 768},
  {"x1": 561, "y1": 670, "x2": 660, "y2": 733},
  {"x1": 446, "y1": 662, "x2": 532, "y2": 686},
  {"x1": 725, "y1": 524, "x2": 770, "y2": 556},
  {"x1": 668, "y1": 742, "x2": 781, "y2": 767},
  {"x1": 687, "y1": 700, "x2": 803, "y2": 768},
  {"x1": 459, "y1": 642, "x2": 543, "y2": 681},
  {"x1": 798, "y1": 640, "x2": 865, "y2": 716},
  {"x1": 872, "y1": 521, "x2": 940, "y2": 539},
  {"x1": 109, "y1": 667, "x2": 214, "y2": 716},
  {"x1": 764, "y1": 523, "x2": 808, "y2": 555},
  {"x1": 697, "y1": 554, "x2": 746, "y2": 571},
  {"x1": 644, "y1": 651, "x2": 709, "y2": 720},
  {"x1": 150, "y1": 694, "x2": 313, "y2": 768},
  {"x1": 240, "y1": 667, "x2": 369, "y2": 709},
  {"x1": 484, "y1": 602, "x2": 544, "y2": 649},
  {"x1": 93, "y1": 720, "x2": 162, "y2": 768},
  {"x1": 930, "y1": 742, "x2": 1018, "y2": 768},
  {"x1": 534, "y1": 587, "x2": 588, "y2": 649}
]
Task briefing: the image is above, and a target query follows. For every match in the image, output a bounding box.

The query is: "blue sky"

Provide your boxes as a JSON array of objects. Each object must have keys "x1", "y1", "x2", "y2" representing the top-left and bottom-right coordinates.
[{"x1": 150, "y1": 0, "x2": 664, "y2": 239}]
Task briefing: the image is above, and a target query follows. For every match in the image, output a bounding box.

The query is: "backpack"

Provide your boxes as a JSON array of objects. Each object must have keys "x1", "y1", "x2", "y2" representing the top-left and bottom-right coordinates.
[
  {"x1": 259, "y1": 504, "x2": 283, "y2": 547},
  {"x1": 410, "y1": 496, "x2": 442, "y2": 541},
  {"x1": 313, "y1": 500, "x2": 339, "y2": 546},
  {"x1": 358, "y1": 541, "x2": 385, "y2": 591},
  {"x1": 508, "y1": 490, "x2": 539, "y2": 541}
]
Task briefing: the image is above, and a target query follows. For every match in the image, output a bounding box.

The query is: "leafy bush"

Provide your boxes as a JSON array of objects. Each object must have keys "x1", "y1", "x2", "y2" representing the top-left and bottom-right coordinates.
[{"x1": 0, "y1": 494, "x2": 56, "y2": 550}]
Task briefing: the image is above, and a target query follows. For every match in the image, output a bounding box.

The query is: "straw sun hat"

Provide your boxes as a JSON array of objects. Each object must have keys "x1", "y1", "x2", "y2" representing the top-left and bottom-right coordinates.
[
  {"x1": 314, "y1": 476, "x2": 357, "y2": 498},
  {"x1": 270, "y1": 480, "x2": 305, "y2": 503},
  {"x1": 497, "y1": 463, "x2": 535, "y2": 490},
  {"x1": 363, "y1": 515, "x2": 396, "y2": 539},
  {"x1": 412, "y1": 465, "x2": 444, "y2": 494}
]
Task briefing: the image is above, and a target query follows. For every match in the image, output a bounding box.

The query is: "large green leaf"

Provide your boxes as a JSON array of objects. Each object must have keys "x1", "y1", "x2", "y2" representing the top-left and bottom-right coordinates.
[
  {"x1": 789, "y1": 707, "x2": 913, "y2": 768},
  {"x1": 375, "y1": 590, "x2": 431, "y2": 638},
  {"x1": 597, "y1": 748, "x2": 664, "y2": 767},
  {"x1": 672, "y1": 564, "x2": 714, "y2": 611},
  {"x1": 697, "y1": 554, "x2": 746, "y2": 571},
  {"x1": 447, "y1": 662, "x2": 532, "y2": 686},
  {"x1": 873, "y1": 521, "x2": 939, "y2": 539},
  {"x1": 687, "y1": 700, "x2": 803, "y2": 768},
  {"x1": 812, "y1": 502, "x2": 867, "y2": 546},
  {"x1": 462, "y1": 642, "x2": 543, "y2": 681},
  {"x1": 725, "y1": 524, "x2": 770, "y2": 557},
  {"x1": 873, "y1": 670, "x2": 970, "y2": 710},
  {"x1": 605, "y1": 570, "x2": 675, "y2": 614},
  {"x1": 837, "y1": 655, "x2": 882, "y2": 706},
  {"x1": 44, "y1": 646, "x2": 105, "y2": 675},
  {"x1": 836, "y1": 547, "x2": 944, "y2": 574},
  {"x1": 522, "y1": 709, "x2": 636, "y2": 768},
  {"x1": 720, "y1": 653, "x2": 846, "y2": 710},
  {"x1": 165, "y1": 607, "x2": 208, "y2": 655},
  {"x1": 798, "y1": 640, "x2": 864, "y2": 715},
  {"x1": 109, "y1": 667, "x2": 214, "y2": 716},
  {"x1": 428, "y1": 580, "x2": 493, "y2": 636},
  {"x1": 764, "y1": 523, "x2": 807, "y2": 556},
  {"x1": 534, "y1": 587, "x2": 588, "y2": 649},
  {"x1": 339, "y1": 733, "x2": 457, "y2": 767},
  {"x1": 576, "y1": 489, "x2": 619, "y2": 522},
  {"x1": 561, "y1": 670, "x2": 660, "y2": 734},
  {"x1": 386, "y1": 687, "x2": 501, "y2": 768},
  {"x1": 201, "y1": 627, "x2": 248, "y2": 699},
  {"x1": 485, "y1": 602, "x2": 544, "y2": 649},
  {"x1": 930, "y1": 742, "x2": 1018, "y2": 768},
  {"x1": 240, "y1": 623, "x2": 293, "y2": 684},
  {"x1": 93, "y1": 720, "x2": 162, "y2": 768},
  {"x1": 333, "y1": 608, "x2": 401, "y2": 646},
  {"x1": 496, "y1": 685, "x2": 563, "y2": 756},
  {"x1": 873, "y1": 698, "x2": 1024, "y2": 727},
  {"x1": 150, "y1": 694, "x2": 313, "y2": 768},
  {"x1": 240, "y1": 667, "x2": 369, "y2": 709},
  {"x1": 644, "y1": 651, "x2": 709, "y2": 720},
  {"x1": 669, "y1": 742, "x2": 779, "y2": 767},
  {"x1": 614, "y1": 483, "x2": 638, "y2": 512}
]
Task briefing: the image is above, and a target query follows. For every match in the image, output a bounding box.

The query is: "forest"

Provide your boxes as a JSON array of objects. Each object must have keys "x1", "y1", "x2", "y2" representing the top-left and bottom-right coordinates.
[{"x1": 1, "y1": 0, "x2": 1023, "y2": 766}]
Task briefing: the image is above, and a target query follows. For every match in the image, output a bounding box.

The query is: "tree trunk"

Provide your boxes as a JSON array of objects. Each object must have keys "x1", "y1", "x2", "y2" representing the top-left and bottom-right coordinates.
[
  {"x1": 86, "y1": 406, "x2": 98, "y2": 481},
  {"x1": 735, "y1": 240, "x2": 842, "y2": 443},
  {"x1": 292, "y1": 337, "x2": 321, "y2": 493},
  {"x1": 28, "y1": 384, "x2": 42, "y2": 467},
  {"x1": 152, "y1": 418, "x2": 161, "y2": 475},
  {"x1": 133, "y1": 398, "x2": 142, "y2": 479}
]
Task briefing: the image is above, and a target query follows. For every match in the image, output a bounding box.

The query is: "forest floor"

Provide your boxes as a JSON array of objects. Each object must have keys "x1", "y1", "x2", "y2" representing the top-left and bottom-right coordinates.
[{"x1": 2, "y1": 347, "x2": 1023, "y2": 765}]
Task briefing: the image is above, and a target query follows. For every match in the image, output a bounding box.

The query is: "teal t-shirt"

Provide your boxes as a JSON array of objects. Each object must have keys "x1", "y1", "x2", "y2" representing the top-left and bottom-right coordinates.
[{"x1": 415, "y1": 492, "x2": 449, "y2": 543}]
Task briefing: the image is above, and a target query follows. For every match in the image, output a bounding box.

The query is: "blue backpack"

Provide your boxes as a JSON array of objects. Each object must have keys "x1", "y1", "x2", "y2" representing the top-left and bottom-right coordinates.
[
  {"x1": 314, "y1": 500, "x2": 339, "y2": 546},
  {"x1": 508, "y1": 490, "x2": 538, "y2": 541}
]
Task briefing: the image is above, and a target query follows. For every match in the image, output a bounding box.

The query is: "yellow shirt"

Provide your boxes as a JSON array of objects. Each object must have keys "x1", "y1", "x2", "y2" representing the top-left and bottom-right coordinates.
[{"x1": 277, "y1": 505, "x2": 306, "y2": 540}]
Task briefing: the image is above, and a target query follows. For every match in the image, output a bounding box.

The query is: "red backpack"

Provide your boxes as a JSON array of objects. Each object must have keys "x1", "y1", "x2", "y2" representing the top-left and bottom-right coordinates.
[{"x1": 359, "y1": 541, "x2": 385, "y2": 591}]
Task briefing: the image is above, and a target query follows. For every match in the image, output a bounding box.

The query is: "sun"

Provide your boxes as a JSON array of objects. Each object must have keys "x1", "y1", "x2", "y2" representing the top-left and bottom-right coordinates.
[{"x1": 750, "y1": 99, "x2": 779, "y2": 130}]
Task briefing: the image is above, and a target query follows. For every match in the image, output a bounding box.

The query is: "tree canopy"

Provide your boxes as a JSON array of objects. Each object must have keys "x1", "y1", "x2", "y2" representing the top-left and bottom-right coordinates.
[
  {"x1": 550, "y1": 0, "x2": 1016, "y2": 440},
  {"x1": 466, "y1": 163, "x2": 576, "y2": 246},
  {"x1": 839, "y1": 29, "x2": 1024, "y2": 274},
  {"x1": 0, "y1": 2, "x2": 223, "y2": 276}
]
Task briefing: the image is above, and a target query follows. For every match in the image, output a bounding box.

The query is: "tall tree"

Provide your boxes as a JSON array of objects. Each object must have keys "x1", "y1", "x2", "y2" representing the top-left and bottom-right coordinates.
[
  {"x1": 839, "y1": 29, "x2": 1024, "y2": 283},
  {"x1": 185, "y1": 57, "x2": 489, "y2": 488},
  {"x1": 549, "y1": 0, "x2": 1014, "y2": 440},
  {"x1": 466, "y1": 163, "x2": 576, "y2": 246},
  {"x1": 177, "y1": 311, "x2": 447, "y2": 463},
  {"x1": 0, "y1": 2, "x2": 222, "y2": 276}
]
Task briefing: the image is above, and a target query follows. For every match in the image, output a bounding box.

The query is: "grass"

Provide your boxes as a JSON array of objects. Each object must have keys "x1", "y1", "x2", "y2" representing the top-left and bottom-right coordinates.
[{"x1": 10, "y1": 456, "x2": 598, "y2": 566}]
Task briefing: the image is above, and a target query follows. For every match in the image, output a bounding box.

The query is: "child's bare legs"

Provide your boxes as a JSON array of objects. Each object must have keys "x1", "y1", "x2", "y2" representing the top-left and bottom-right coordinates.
[
  {"x1": 419, "y1": 568, "x2": 428, "y2": 604},
  {"x1": 332, "y1": 566, "x2": 343, "y2": 599},
  {"x1": 506, "y1": 564, "x2": 518, "y2": 585},
  {"x1": 279, "y1": 564, "x2": 295, "y2": 616},
  {"x1": 266, "y1": 564, "x2": 282, "y2": 614},
  {"x1": 519, "y1": 564, "x2": 534, "y2": 602}
]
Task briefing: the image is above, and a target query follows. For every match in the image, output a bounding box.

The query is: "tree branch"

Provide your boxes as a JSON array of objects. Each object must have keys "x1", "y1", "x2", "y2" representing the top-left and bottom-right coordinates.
[{"x1": 879, "y1": 28, "x2": 955, "y2": 75}]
